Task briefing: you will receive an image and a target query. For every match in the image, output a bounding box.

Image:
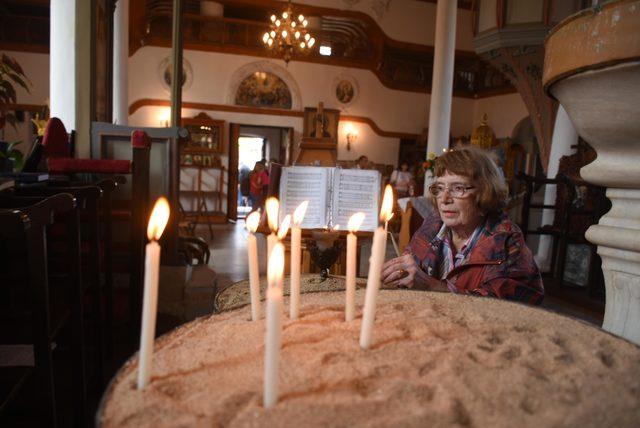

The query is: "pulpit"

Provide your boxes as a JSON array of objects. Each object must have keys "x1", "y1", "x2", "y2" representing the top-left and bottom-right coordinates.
[{"x1": 295, "y1": 102, "x2": 340, "y2": 166}]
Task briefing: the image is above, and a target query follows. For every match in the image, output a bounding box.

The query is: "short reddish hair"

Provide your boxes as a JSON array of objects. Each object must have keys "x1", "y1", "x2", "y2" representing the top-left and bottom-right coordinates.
[{"x1": 430, "y1": 146, "x2": 508, "y2": 215}]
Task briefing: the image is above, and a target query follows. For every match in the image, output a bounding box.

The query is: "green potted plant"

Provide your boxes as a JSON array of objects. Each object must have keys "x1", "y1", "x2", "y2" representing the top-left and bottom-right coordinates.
[
  {"x1": 0, "y1": 53, "x2": 31, "y2": 171},
  {"x1": 0, "y1": 140, "x2": 24, "y2": 172}
]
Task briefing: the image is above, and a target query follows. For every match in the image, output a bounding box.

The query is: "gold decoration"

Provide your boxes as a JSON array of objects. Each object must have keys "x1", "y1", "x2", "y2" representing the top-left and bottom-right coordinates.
[
  {"x1": 31, "y1": 113, "x2": 47, "y2": 136},
  {"x1": 262, "y1": 1, "x2": 315, "y2": 64},
  {"x1": 470, "y1": 114, "x2": 496, "y2": 149}
]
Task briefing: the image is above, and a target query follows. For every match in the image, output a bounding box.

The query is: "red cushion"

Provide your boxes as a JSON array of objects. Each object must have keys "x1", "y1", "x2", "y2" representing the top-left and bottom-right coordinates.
[
  {"x1": 42, "y1": 117, "x2": 71, "y2": 158},
  {"x1": 48, "y1": 158, "x2": 131, "y2": 174},
  {"x1": 131, "y1": 130, "x2": 151, "y2": 149}
]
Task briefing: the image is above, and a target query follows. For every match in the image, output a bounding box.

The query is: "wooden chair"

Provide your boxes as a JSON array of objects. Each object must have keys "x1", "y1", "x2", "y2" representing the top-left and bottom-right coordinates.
[
  {"x1": 517, "y1": 173, "x2": 562, "y2": 276},
  {"x1": 0, "y1": 193, "x2": 83, "y2": 427},
  {"x1": 47, "y1": 130, "x2": 152, "y2": 348},
  {"x1": 14, "y1": 184, "x2": 107, "y2": 388},
  {"x1": 517, "y1": 173, "x2": 609, "y2": 300}
]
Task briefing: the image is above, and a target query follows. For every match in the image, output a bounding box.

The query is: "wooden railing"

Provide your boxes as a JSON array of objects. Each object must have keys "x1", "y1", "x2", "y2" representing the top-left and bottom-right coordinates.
[
  {"x1": 143, "y1": 11, "x2": 514, "y2": 98},
  {"x1": 0, "y1": 2, "x2": 515, "y2": 98},
  {"x1": 0, "y1": 14, "x2": 49, "y2": 52}
]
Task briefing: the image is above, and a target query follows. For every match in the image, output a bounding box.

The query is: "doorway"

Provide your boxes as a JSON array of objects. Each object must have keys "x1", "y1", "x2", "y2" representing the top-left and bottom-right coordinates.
[{"x1": 227, "y1": 124, "x2": 294, "y2": 220}]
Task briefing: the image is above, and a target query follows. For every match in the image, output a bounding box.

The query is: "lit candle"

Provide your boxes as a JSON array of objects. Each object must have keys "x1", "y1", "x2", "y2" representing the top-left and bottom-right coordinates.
[
  {"x1": 346, "y1": 212, "x2": 365, "y2": 322},
  {"x1": 290, "y1": 201, "x2": 308, "y2": 319},
  {"x1": 264, "y1": 243, "x2": 285, "y2": 408},
  {"x1": 246, "y1": 211, "x2": 261, "y2": 321},
  {"x1": 359, "y1": 185, "x2": 394, "y2": 349},
  {"x1": 277, "y1": 214, "x2": 291, "y2": 241},
  {"x1": 137, "y1": 197, "x2": 170, "y2": 389},
  {"x1": 266, "y1": 197, "x2": 279, "y2": 258}
]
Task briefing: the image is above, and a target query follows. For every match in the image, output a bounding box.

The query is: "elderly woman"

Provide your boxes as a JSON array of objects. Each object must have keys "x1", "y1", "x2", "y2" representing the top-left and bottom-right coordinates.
[{"x1": 381, "y1": 147, "x2": 543, "y2": 305}]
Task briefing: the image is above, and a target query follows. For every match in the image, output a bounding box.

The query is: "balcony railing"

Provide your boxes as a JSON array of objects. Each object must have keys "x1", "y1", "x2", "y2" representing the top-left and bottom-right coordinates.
[{"x1": 143, "y1": 11, "x2": 513, "y2": 98}]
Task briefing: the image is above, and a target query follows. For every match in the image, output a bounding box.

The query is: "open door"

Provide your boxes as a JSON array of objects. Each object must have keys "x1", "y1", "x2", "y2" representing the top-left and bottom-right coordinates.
[
  {"x1": 227, "y1": 123, "x2": 240, "y2": 222},
  {"x1": 284, "y1": 127, "x2": 294, "y2": 166}
]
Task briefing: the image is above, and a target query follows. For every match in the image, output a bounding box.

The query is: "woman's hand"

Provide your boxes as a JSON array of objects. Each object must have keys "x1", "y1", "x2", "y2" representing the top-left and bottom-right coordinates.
[
  {"x1": 381, "y1": 254, "x2": 425, "y2": 289},
  {"x1": 381, "y1": 254, "x2": 444, "y2": 290}
]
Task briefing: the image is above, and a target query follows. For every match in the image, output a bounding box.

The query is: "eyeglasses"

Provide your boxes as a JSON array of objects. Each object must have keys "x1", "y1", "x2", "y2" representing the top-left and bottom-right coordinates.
[{"x1": 428, "y1": 183, "x2": 475, "y2": 198}]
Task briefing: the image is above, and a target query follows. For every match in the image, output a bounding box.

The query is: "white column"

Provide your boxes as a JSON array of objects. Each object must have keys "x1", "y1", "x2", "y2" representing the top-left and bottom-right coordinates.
[
  {"x1": 425, "y1": 0, "x2": 457, "y2": 192},
  {"x1": 535, "y1": 105, "x2": 578, "y2": 270},
  {"x1": 50, "y1": 0, "x2": 76, "y2": 130},
  {"x1": 113, "y1": 0, "x2": 129, "y2": 125}
]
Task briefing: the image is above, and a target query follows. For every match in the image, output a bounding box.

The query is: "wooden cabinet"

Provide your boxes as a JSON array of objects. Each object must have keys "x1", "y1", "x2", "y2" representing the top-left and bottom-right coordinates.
[{"x1": 179, "y1": 113, "x2": 227, "y2": 224}]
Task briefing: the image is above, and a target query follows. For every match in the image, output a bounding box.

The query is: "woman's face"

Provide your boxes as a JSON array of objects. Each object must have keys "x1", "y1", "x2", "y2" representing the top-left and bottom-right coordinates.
[
  {"x1": 435, "y1": 172, "x2": 481, "y2": 231},
  {"x1": 401, "y1": 163, "x2": 409, "y2": 171}
]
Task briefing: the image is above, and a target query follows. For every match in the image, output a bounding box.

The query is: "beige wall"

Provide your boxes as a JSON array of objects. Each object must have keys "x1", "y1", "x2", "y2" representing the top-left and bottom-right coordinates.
[
  {"x1": 2, "y1": 48, "x2": 528, "y2": 164},
  {"x1": 472, "y1": 93, "x2": 529, "y2": 138}
]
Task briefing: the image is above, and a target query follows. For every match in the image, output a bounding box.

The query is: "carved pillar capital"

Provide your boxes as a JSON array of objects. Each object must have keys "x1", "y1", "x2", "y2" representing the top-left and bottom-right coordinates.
[{"x1": 481, "y1": 45, "x2": 558, "y2": 170}]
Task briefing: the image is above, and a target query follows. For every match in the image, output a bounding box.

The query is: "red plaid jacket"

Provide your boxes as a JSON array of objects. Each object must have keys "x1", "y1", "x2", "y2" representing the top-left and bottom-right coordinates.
[{"x1": 407, "y1": 212, "x2": 544, "y2": 305}]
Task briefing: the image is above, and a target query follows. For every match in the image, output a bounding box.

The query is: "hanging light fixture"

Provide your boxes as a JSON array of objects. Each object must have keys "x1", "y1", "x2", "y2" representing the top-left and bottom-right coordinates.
[{"x1": 262, "y1": 1, "x2": 315, "y2": 64}]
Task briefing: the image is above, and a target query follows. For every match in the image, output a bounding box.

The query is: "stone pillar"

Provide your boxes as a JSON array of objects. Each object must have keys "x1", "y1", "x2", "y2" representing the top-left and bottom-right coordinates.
[
  {"x1": 50, "y1": 0, "x2": 76, "y2": 130},
  {"x1": 544, "y1": 1, "x2": 640, "y2": 344},
  {"x1": 170, "y1": 0, "x2": 184, "y2": 128},
  {"x1": 425, "y1": 0, "x2": 457, "y2": 192},
  {"x1": 535, "y1": 105, "x2": 578, "y2": 270},
  {"x1": 113, "y1": 0, "x2": 129, "y2": 125}
]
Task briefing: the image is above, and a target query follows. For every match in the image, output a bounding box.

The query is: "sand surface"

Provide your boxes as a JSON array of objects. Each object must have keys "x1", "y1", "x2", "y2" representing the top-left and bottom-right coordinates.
[{"x1": 100, "y1": 290, "x2": 640, "y2": 427}]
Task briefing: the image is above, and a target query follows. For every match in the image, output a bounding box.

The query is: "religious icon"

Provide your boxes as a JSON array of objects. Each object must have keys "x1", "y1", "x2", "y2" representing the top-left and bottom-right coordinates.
[
  {"x1": 302, "y1": 102, "x2": 340, "y2": 141},
  {"x1": 335, "y1": 80, "x2": 355, "y2": 104},
  {"x1": 333, "y1": 75, "x2": 358, "y2": 106}
]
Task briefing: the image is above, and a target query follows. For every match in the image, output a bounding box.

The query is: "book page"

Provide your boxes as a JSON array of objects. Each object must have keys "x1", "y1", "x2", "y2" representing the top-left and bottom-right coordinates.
[
  {"x1": 279, "y1": 166, "x2": 331, "y2": 229},
  {"x1": 331, "y1": 169, "x2": 381, "y2": 232}
]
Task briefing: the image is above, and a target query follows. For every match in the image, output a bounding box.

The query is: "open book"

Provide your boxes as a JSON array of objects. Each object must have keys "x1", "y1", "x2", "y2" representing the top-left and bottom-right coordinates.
[{"x1": 278, "y1": 166, "x2": 381, "y2": 232}]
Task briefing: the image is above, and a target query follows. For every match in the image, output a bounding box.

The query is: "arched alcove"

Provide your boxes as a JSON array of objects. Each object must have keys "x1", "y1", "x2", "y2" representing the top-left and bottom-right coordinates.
[{"x1": 227, "y1": 61, "x2": 302, "y2": 110}]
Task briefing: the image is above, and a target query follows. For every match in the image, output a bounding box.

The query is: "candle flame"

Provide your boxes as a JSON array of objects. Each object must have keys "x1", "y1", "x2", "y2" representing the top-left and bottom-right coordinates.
[
  {"x1": 293, "y1": 200, "x2": 308, "y2": 225},
  {"x1": 278, "y1": 214, "x2": 291, "y2": 240},
  {"x1": 146, "y1": 197, "x2": 170, "y2": 241},
  {"x1": 266, "y1": 197, "x2": 279, "y2": 232},
  {"x1": 245, "y1": 211, "x2": 260, "y2": 233},
  {"x1": 348, "y1": 212, "x2": 365, "y2": 232},
  {"x1": 267, "y1": 242, "x2": 285, "y2": 286},
  {"x1": 379, "y1": 185, "x2": 394, "y2": 224}
]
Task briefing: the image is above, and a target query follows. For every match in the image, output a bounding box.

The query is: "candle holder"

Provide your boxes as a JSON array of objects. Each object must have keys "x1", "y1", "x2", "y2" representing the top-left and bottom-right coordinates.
[{"x1": 307, "y1": 230, "x2": 343, "y2": 281}]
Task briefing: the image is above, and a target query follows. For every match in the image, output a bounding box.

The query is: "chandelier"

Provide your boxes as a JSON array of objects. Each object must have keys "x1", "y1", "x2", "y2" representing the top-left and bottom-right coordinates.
[{"x1": 262, "y1": 1, "x2": 316, "y2": 64}]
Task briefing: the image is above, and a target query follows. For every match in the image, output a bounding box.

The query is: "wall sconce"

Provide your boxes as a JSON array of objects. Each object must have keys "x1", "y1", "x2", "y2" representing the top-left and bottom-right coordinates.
[
  {"x1": 345, "y1": 123, "x2": 358, "y2": 151},
  {"x1": 158, "y1": 108, "x2": 171, "y2": 128}
]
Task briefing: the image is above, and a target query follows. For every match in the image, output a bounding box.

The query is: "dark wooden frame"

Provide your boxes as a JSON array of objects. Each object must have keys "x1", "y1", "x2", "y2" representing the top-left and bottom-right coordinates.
[
  {"x1": 90, "y1": 122, "x2": 181, "y2": 264},
  {"x1": 181, "y1": 112, "x2": 225, "y2": 155}
]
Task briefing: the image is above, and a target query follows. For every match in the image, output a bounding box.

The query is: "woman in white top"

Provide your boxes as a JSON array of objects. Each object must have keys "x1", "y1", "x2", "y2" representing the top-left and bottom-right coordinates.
[{"x1": 390, "y1": 161, "x2": 414, "y2": 198}]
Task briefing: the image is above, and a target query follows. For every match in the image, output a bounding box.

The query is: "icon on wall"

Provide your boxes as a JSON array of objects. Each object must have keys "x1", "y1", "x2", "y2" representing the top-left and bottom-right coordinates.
[
  {"x1": 333, "y1": 74, "x2": 358, "y2": 107},
  {"x1": 158, "y1": 56, "x2": 194, "y2": 93}
]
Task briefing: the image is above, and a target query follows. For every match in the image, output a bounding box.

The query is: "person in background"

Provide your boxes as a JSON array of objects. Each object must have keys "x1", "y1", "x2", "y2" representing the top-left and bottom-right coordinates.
[
  {"x1": 249, "y1": 161, "x2": 268, "y2": 212},
  {"x1": 381, "y1": 146, "x2": 543, "y2": 305},
  {"x1": 261, "y1": 158, "x2": 272, "y2": 197},
  {"x1": 238, "y1": 163, "x2": 251, "y2": 207},
  {"x1": 390, "y1": 160, "x2": 414, "y2": 198},
  {"x1": 355, "y1": 155, "x2": 369, "y2": 169}
]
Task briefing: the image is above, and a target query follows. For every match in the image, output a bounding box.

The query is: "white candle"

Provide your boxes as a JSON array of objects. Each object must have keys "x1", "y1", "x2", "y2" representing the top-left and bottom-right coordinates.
[
  {"x1": 360, "y1": 185, "x2": 394, "y2": 349},
  {"x1": 264, "y1": 243, "x2": 285, "y2": 408},
  {"x1": 267, "y1": 233, "x2": 277, "y2": 259},
  {"x1": 137, "y1": 197, "x2": 171, "y2": 389},
  {"x1": 346, "y1": 212, "x2": 365, "y2": 322},
  {"x1": 290, "y1": 201, "x2": 309, "y2": 319},
  {"x1": 246, "y1": 211, "x2": 261, "y2": 321},
  {"x1": 266, "y1": 197, "x2": 280, "y2": 259}
]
